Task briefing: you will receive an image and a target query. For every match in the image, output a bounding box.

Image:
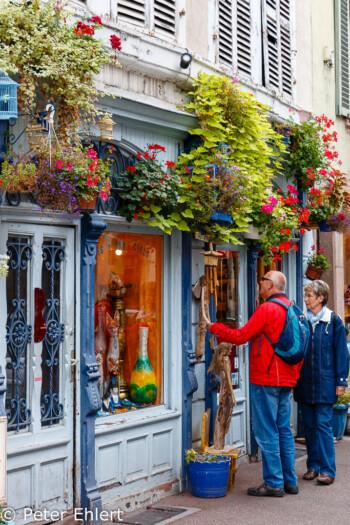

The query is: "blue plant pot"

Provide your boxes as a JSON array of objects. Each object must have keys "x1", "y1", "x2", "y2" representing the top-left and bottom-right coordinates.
[
  {"x1": 318, "y1": 220, "x2": 331, "y2": 232},
  {"x1": 189, "y1": 455, "x2": 230, "y2": 498},
  {"x1": 332, "y1": 404, "x2": 349, "y2": 440},
  {"x1": 210, "y1": 211, "x2": 233, "y2": 224}
]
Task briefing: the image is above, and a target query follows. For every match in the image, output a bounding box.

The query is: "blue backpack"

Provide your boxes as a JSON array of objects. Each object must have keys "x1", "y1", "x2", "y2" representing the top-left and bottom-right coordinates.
[{"x1": 262, "y1": 299, "x2": 310, "y2": 370}]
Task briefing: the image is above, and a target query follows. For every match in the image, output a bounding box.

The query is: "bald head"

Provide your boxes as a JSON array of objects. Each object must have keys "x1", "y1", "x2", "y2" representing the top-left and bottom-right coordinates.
[{"x1": 259, "y1": 270, "x2": 287, "y2": 300}]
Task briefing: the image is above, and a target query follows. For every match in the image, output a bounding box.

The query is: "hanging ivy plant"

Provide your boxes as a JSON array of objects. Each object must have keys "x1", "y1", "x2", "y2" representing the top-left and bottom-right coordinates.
[
  {"x1": 0, "y1": 0, "x2": 121, "y2": 135},
  {"x1": 176, "y1": 73, "x2": 287, "y2": 245}
]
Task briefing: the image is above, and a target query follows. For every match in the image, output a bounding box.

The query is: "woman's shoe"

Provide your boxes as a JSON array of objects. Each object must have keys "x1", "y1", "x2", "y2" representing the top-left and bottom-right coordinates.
[{"x1": 303, "y1": 469, "x2": 319, "y2": 480}]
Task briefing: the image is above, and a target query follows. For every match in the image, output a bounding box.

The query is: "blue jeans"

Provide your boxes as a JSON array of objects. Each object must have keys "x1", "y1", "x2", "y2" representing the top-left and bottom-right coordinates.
[
  {"x1": 250, "y1": 383, "x2": 297, "y2": 488},
  {"x1": 298, "y1": 402, "x2": 336, "y2": 478}
]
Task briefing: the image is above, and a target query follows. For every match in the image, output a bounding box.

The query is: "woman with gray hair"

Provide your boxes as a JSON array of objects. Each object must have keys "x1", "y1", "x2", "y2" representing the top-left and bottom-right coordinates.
[{"x1": 294, "y1": 280, "x2": 349, "y2": 485}]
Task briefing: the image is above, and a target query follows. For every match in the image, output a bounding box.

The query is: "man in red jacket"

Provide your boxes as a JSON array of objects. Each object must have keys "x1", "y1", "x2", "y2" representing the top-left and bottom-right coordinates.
[{"x1": 208, "y1": 270, "x2": 301, "y2": 497}]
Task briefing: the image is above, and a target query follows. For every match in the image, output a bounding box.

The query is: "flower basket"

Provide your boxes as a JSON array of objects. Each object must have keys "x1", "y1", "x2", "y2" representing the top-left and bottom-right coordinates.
[
  {"x1": 304, "y1": 222, "x2": 319, "y2": 231},
  {"x1": 305, "y1": 264, "x2": 323, "y2": 281},
  {"x1": 188, "y1": 454, "x2": 231, "y2": 498},
  {"x1": 78, "y1": 196, "x2": 97, "y2": 211}
]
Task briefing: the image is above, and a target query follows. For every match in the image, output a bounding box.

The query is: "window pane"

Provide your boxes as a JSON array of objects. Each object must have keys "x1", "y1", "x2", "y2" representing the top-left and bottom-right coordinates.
[
  {"x1": 95, "y1": 232, "x2": 163, "y2": 414},
  {"x1": 40, "y1": 240, "x2": 65, "y2": 427},
  {"x1": 6, "y1": 237, "x2": 33, "y2": 432}
]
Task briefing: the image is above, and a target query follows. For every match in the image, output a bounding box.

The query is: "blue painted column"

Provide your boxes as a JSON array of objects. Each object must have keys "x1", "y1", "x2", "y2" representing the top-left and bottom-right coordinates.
[
  {"x1": 181, "y1": 232, "x2": 198, "y2": 491},
  {"x1": 80, "y1": 212, "x2": 106, "y2": 524},
  {"x1": 247, "y1": 246, "x2": 259, "y2": 459}
]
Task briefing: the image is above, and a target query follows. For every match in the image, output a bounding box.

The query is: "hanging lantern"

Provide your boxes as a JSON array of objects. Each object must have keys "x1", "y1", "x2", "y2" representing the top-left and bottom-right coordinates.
[
  {"x1": 97, "y1": 115, "x2": 115, "y2": 141},
  {"x1": 0, "y1": 72, "x2": 19, "y2": 120},
  {"x1": 200, "y1": 243, "x2": 222, "y2": 307},
  {"x1": 26, "y1": 121, "x2": 45, "y2": 151}
]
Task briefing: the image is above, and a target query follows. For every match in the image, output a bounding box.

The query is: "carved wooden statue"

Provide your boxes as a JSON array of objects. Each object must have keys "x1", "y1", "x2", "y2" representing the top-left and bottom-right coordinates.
[{"x1": 207, "y1": 342, "x2": 236, "y2": 450}]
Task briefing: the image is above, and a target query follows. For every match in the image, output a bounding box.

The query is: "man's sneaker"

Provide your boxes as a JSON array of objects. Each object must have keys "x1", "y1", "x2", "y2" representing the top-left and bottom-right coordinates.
[
  {"x1": 247, "y1": 482, "x2": 284, "y2": 497},
  {"x1": 284, "y1": 484, "x2": 299, "y2": 494}
]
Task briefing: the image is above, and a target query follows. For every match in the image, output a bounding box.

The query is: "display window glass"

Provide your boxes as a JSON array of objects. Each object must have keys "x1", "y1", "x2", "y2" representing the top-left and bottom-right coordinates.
[
  {"x1": 94, "y1": 231, "x2": 163, "y2": 415},
  {"x1": 215, "y1": 250, "x2": 240, "y2": 389}
]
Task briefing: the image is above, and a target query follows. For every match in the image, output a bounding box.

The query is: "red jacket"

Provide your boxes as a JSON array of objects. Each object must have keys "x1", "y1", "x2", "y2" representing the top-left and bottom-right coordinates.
[{"x1": 209, "y1": 294, "x2": 302, "y2": 387}]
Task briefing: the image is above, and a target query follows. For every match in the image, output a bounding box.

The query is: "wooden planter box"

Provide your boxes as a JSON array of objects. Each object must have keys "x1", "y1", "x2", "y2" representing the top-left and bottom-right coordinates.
[{"x1": 305, "y1": 264, "x2": 323, "y2": 281}]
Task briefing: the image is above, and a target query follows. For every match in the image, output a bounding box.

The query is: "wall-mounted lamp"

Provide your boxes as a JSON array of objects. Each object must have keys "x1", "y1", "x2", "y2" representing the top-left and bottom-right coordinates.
[
  {"x1": 97, "y1": 114, "x2": 115, "y2": 141},
  {"x1": 180, "y1": 52, "x2": 193, "y2": 69},
  {"x1": 323, "y1": 46, "x2": 334, "y2": 68}
]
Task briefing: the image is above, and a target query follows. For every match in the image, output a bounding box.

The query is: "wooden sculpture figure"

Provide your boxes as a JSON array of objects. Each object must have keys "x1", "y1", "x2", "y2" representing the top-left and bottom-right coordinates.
[{"x1": 207, "y1": 342, "x2": 237, "y2": 450}]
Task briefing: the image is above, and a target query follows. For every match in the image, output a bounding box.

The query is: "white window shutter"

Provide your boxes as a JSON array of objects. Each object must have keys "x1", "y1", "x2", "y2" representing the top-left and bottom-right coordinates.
[
  {"x1": 117, "y1": 0, "x2": 146, "y2": 27},
  {"x1": 280, "y1": 0, "x2": 292, "y2": 96},
  {"x1": 237, "y1": 0, "x2": 252, "y2": 76},
  {"x1": 335, "y1": 0, "x2": 350, "y2": 116},
  {"x1": 262, "y1": 0, "x2": 292, "y2": 96},
  {"x1": 219, "y1": 0, "x2": 234, "y2": 67},
  {"x1": 153, "y1": 0, "x2": 176, "y2": 38},
  {"x1": 218, "y1": 0, "x2": 252, "y2": 77}
]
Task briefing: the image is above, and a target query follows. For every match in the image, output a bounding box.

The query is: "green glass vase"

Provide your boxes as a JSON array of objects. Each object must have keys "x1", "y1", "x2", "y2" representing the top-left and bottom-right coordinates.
[{"x1": 130, "y1": 327, "x2": 157, "y2": 404}]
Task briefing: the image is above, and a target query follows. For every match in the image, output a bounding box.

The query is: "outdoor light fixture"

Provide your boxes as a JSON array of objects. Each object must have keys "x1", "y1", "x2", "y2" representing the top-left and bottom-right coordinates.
[
  {"x1": 97, "y1": 114, "x2": 115, "y2": 141},
  {"x1": 180, "y1": 52, "x2": 192, "y2": 69}
]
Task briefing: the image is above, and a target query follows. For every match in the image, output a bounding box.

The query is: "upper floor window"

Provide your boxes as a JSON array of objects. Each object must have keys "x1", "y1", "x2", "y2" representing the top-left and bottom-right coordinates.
[
  {"x1": 116, "y1": 0, "x2": 177, "y2": 39},
  {"x1": 335, "y1": 0, "x2": 350, "y2": 117},
  {"x1": 218, "y1": 0, "x2": 293, "y2": 98},
  {"x1": 262, "y1": 0, "x2": 292, "y2": 96},
  {"x1": 219, "y1": 0, "x2": 252, "y2": 77}
]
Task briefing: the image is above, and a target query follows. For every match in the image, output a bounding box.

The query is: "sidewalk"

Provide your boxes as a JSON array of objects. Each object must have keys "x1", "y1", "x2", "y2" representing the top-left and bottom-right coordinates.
[{"x1": 150, "y1": 436, "x2": 350, "y2": 525}]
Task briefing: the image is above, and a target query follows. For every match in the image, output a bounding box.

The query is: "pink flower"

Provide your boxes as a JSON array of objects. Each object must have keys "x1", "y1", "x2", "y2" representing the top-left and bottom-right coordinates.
[
  {"x1": 55, "y1": 160, "x2": 63, "y2": 169},
  {"x1": 269, "y1": 196, "x2": 278, "y2": 206},
  {"x1": 99, "y1": 190, "x2": 108, "y2": 201},
  {"x1": 66, "y1": 163, "x2": 73, "y2": 171},
  {"x1": 311, "y1": 245, "x2": 315, "y2": 250},
  {"x1": 232, "y1": 76, "x2": 239, "y2": 83},
  {"x1": 86, "y1": 148, "x2": 97, "y2": 159},
  {"x1": 261, "y1": 204, "x2": 274, "y2": 214}
]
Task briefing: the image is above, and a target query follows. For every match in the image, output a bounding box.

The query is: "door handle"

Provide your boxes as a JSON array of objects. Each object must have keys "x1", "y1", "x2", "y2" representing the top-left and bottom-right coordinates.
[{"x1": 70, "y1": 355, "x2": 79, "y2": 382}]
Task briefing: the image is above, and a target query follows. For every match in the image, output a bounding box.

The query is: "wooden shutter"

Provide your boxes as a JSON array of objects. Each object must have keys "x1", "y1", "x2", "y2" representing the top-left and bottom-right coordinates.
[
  {"x1": 262, "y1": 0, "x2": 292, "y2": 96},
  {"x1": 117, "y1": 0, "x2": 146, "y2": 27},
  {"x1": 335, "y1": 0, "x2": 350, "y2": 116},
  {"x1": 237, "y1": 0, "x2": 251, "y2": 76},
  {"x1": 219, "y1": 0, "x2": 252, "y2": 77},
  {"x1": 153, "y1": 0, "x2": 176, "y2": 38},
  {"x1": 280, "y1": 0, "x2": 292, "y2": 96},
  {"x1": 219, "y1": 0, "x2": 234, "y2": 66}
]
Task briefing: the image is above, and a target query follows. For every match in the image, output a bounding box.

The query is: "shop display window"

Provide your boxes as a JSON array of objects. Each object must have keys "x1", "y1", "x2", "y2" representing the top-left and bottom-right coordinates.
[
  {"x1": 216, "y1": 250, "x2": 240, "y2": 389},
  {"x1": 94, "y1": 231, "x2": 163, "y2": 415}
]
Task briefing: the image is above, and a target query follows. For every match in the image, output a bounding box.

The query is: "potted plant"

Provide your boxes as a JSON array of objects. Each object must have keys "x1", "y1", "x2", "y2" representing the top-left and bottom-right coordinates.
[
  {"x1": 118, "y1": 144, "x2": 191, "y2": 234},
  {"x1": 175, "y1": 73, "x2": 287, "y2": 246},
  {"x1": 0, "y1": 143, "x2": 112, "y2": 214},
  {"x1": 0, "y1": 0, "x2": 122, "y2": 135},
  {"x1": 305, "y1": 245, "x2": 331, "y2": 280},
  {"x1": 185, "y1": 449, "x2": 231, "y2": 498},
  {"x1": 332, "y1": 390, "x2": 350, "y2": 441}
]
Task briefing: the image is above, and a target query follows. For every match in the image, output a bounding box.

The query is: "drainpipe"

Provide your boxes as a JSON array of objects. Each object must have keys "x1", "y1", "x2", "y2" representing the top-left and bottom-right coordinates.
[
  {"x1": 181, "y1": 232, "x2": 198, "y2": 491},
  {"x1": 80, "y1": 212, "x2": 106, "y2": 524}
]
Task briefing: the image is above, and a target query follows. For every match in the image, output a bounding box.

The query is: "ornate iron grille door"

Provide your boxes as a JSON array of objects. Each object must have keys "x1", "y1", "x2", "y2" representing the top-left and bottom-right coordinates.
[{"x1": 1, "y1": 223, "x2": 75, "y2": 519}]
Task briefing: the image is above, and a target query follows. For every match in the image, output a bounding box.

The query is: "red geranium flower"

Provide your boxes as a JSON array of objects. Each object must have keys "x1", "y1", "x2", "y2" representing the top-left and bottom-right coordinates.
[
  {"x1": 110, "y1": 35, "x2": 122, "y2": 51},
  {"x1": 91, "y1": 16, "x2": 102, "y2": 25}
]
